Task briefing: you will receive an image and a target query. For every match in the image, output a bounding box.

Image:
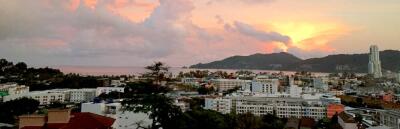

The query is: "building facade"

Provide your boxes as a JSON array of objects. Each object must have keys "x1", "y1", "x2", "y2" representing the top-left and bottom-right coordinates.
[
  {"x1": 96, "y1": 87, "x2": 125, "y2": 96},
  {"x1": 211, "y1": 79, "x2": 251, "y2": 92},
  {"x1": 69, "y1": 89, "x2": 96, "y2": 103},
  {"x1": 368, "y1": 45, "x2": 382, "y2": 78}
]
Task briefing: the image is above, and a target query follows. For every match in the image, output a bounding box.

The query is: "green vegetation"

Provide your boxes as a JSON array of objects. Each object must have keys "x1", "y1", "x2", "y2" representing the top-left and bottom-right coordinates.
[
  {"x1": 0, "y1": 98, "x2": 40, "y2": 124},
  {"x1": 0, "y1": 58, "x2": 107, "y2": 91}
]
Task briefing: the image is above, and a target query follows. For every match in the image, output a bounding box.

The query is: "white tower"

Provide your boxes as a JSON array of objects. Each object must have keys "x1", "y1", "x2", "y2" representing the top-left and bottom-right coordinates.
[{"x1": 368, "y1": 45, "x2": 382, "y2": 78}]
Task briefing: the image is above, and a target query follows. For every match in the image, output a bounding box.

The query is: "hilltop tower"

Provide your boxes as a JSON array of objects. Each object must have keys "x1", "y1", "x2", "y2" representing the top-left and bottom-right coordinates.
[{"x1": 368, "y1": 45, "x2": 382, "y2": 78}]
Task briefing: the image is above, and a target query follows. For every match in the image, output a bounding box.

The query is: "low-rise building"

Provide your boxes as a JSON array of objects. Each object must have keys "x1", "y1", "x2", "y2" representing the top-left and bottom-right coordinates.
[
  {"x1": 207, "y1": 96, "x2": 327, "y2": 120},
  {"x1": 81, "y1": 102, "x2": 152, "y2": 129},
  {"x1": 96, "y1": 87, "x2": 125, "y2": 96},
  {"x1": 251, "y1": 79, "x2": 279, "y2": 94},
  {"x1": 211, "y1": 79, "x2": 251, "y2": 92},
  {"x1": 380, "y1": 110, "x2": 400, "y2": 129},
  {"x1": 4, "y1": 90, "x2": 66, "y2": 105},
  {"x1": 69, "y1": 89, "x2": 96, "y2": 103},
  {"x1": 204, "y1": 97, "x2": 232, "y2": 114},
  {"x1": 19, "y1": 109, "x2": 115, "y2": 129},
  {"x1": 330, "y1": 89, "x2": 345, "y2": 96},
  {"x1": 0, "y1": 83, "x2": 29, "y2": 96}
]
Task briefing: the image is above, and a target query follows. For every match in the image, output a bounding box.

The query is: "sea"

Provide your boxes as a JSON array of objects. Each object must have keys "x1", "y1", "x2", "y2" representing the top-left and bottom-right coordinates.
[{"x1": 53, "y1": 66, "x2": 331, "y2": 76}]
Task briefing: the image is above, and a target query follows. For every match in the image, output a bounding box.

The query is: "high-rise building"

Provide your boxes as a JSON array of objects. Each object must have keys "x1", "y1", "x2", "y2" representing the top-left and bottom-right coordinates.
[{"x1": 368, "y1": 45, "x2": 382, "y2": 78}]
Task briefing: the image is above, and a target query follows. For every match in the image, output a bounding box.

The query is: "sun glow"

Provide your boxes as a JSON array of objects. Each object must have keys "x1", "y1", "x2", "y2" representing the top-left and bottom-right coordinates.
[{"x1": 269, "y1": 21, "x2": 346, "y2": 51}]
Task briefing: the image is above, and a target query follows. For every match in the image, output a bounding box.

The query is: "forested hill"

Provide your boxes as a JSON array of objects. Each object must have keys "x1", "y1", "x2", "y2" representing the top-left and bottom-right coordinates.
[
  {"x1": 190, "y1": 50, "x2": 400, "y2": 73},
  {"x1": 190, "y1": 52, "x2": 302, "y2": 70}
]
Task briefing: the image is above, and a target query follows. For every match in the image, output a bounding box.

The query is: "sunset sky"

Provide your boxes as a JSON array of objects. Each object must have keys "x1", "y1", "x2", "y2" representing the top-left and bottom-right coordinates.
[{"x1": 0, "y1": 0, "x2": 399, "y2": 67}]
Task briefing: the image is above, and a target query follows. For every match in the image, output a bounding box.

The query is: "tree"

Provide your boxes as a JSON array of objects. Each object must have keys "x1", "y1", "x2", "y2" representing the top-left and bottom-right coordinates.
[
  {"x1": 197, "y1": 86, "x2": 214, "y2": 95},
  {"x1": 144, "y1": 62, "x2": 170, "y2": 84},
  {"x1": 236, "y1": 113, "x2": 262, "y2": 129},
  {"x1": 0, "y1": 98, "x2": 40, "y2": 124},
  {"x1": 123, "y1": 62, "x2": 181, "y2": 129}
]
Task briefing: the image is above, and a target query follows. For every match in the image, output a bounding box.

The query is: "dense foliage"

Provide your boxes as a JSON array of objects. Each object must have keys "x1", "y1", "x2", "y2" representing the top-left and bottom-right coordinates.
[
  {"x1": 0, "y1": 58, "x2": 106, "y2": 91},
  {"x1": 0, "y1": 98, "x2": 40, "y2": 124}
]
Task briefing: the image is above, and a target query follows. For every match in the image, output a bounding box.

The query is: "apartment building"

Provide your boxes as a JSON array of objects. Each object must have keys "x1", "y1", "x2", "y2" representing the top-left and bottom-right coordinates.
[
  {"x1": 4, "y1": 90, "x2": 66, "y2": 105},
  {"x1": 0, "y1": 83, "x2": 29, "y2": 95},
  {"x1": 204, "y1": 97, "x2": 232, "y2": 114},
  {"x1": 69, "y1": 88, "x2": 96, "y2": 103},
  {"x1": 207, "y1": 96, "x2": 327, "y2": 120},
  {"x1": 380, "y1": 110, "x2": 400, "y2": 129},
  {"x1": 211, "y1": 79, "x2": 251, "y2": 92},
  {"x1": 251, "y1": 79, "x2": 279, "y2": 94},
  {"x1": 96, "y1": 87, "x2": 125, "y2": 96}
]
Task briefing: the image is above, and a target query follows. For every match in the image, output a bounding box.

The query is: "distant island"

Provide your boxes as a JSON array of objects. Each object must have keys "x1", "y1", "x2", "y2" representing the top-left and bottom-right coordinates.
[{"x1": 190, "y1": 50, "x2": 400, "y2": 73}]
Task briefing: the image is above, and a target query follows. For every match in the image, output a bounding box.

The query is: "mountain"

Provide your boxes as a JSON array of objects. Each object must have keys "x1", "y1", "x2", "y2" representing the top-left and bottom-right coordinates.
[
  {"x1": 190, "y1": 50, "x2": 400, "y2": 73},
  {"x1": 190, "y1": 52, "x2": 302, "y2": 70}
]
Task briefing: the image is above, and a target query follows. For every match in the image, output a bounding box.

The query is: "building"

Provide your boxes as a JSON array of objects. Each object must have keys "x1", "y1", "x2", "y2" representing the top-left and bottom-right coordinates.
[
  {"x1": 338, "y1": 112, "x2": 357, "y2": 129},
  {"x1": 69, "y1": 89, "x2": 96, "y2": 103},
  {"x1": 204, "y1": 97, "x2": 232, "y2": 114},
  {"x1": 211, "y1": 79, "x2": 250, "y2": 92},
  {"x1": 330, "y1": 89, "x2": 345, "y2": 96},
  {"x1": 326, "y1": 104, "x2": 344, "y2": 118},
  {"x1": 96, "y1": 87, "x2": 125, "y2": 96},
  {"x1": 207, "y1": 96, "x2": 327, "y2": 120},
  {"x1": 251, "y1": 79, "x2": 279, "y2": 94},
  {"x1": 81, "y1": 102, "x2": 152, "y2": 129},
  {"x1": 4, "y1": 90, "x2": 66, "y2": 105},
  {"x1": 368, "y1": 45, "x2": 382, "y2": 78},
  {"x1": 313, "y1": 78, "x2": 328, "y2": 91},
  {"x1": 380, "y1": 110, "x2": 400, "y2": 129},
  {"x1": 0, "y1": 83, "x2": 29, "y2": 96},
  {"x1": 181, "y1": 78, "x2": 204, "y2": 87},
  {"x1": 288, "y1": 84, "x2": 302, "y2": 98},
  {"x1": 19, "y1": 109, "x2": 115, "y2": 129},
  {"x1": 320, "y1": 94, "x2": 341, "y2": 105},
  {"x1": 397, "y1": 72, "x2": 400, "y2": 83}
]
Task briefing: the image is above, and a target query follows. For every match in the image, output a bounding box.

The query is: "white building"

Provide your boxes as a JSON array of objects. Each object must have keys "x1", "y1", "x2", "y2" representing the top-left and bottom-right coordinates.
[
  {"x1": 251, "y1": 79, "x2": 279, "y2": 94},
  {"x1": 96, "y1": 87, "x2": 125, "y2": 96},
  {"x1": 288, "y1": 84, "x2": 302, "y2": 98},
  {"x1": 81, "y1": 102, "x2": 152, "y2": 129},
  {"x1": 207, "y1": 96, "x2": 327, "y2": 120},
  {"x1": 368, "y1": 45, "x2": 382, "y2": 78},
  {"x1": 380, "y1": 110, "x2": 400, "y2": 129},
  {"x1": 211, "y1": 79, "x2": 251, "y2": 92},
  {"x1": 397, "y1": 72, "x2": 400, "y2": 83},
  {"x1": 69, "y1": 88, "x2": 96, "y2": 103},
  {"x1": 330, "y1": 89, "x2": 345, "y2": 96},
  {"x1": 0, "y1": 83, "x2": 29, "y2": 95},
  {"x1": 313, "y1": 78, "x2": 328, "y2": 91},
  {"x1": 3, "y1": 90, "x2": 65, "y2": 105},
  {"x1": 204, "y1": 97, "x2": 232, "y2": 114}
]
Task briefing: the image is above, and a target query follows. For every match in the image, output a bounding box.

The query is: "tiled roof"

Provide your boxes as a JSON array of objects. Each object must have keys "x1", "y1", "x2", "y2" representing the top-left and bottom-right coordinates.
[
  {"x1": 60, "y1": 113, "x2": 115, "y2": 129},
  {"x1": 21, "y1": 112, "x2": 115, "y2": 129}
]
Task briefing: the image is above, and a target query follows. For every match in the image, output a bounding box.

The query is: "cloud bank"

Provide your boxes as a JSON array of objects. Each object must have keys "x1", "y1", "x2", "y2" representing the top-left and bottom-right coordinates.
[{"x1": 0, "y1": 0, "x2": 341, "y2": 66}]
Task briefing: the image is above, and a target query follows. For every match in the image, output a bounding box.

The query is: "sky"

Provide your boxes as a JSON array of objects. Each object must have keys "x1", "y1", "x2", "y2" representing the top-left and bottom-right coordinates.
[{"x1": 0, "y1": 0, "x2": 399, "y2": 67}]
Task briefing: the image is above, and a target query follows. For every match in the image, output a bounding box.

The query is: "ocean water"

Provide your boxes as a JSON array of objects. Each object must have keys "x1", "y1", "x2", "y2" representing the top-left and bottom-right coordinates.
[{"x1": 53, "y1": 66, "x2": 331, "y2": 76}]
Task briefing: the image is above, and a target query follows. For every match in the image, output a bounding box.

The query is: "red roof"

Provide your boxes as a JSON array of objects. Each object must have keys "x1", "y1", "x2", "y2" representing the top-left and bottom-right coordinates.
[
  {"x1": 21, "y1": 126, "x2": 43, "y2": 129},
  {"x1": 21, "y1": 113, "x2": 115, "y2": 129},
  {"x1": 60, "y1": 113, "x2": 115, "y2": 129}
]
